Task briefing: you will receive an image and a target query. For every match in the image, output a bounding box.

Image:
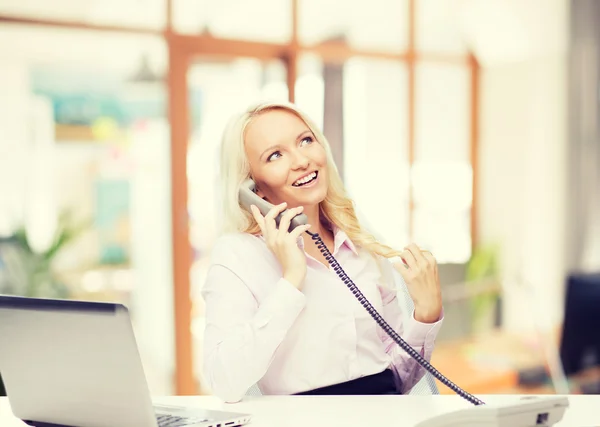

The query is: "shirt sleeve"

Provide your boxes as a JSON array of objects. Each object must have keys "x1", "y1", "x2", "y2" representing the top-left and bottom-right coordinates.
[
  {"x1": 202, "y1": 263, "x2": 306, "y2": 403},
  {"x1": 376, "y1": 261, "x2": 444, "y2": 394}
]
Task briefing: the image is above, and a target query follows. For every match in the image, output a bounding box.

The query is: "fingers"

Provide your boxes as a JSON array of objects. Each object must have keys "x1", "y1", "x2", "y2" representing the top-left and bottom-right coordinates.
[
  {"x1": 289, "y1": 223, "x2": 312, "y2": 240},
  {"x1": 278, "y1": 206, "x2": 304, "y2": 235},
  {"x1": 405, "y1": 243, "x2": 428, "y2": 269},
  {"x1": 422, "y1": 250, "x2": 436, "y2": 268},
  {"x1": 250, "y1": 202, "x2": 280, "y2": 241},
  {"x1": 262, "y1": 202, "x2": 287, "y2": 242},
  {"x1": 401, "y1": 248, "x2": 418, "y2": 270},
  {"x1": 250, "y1": 205, "x2": 266, "y2": 234},
  {"x1": 397, "y1": 244, "x2": 437, "y2": 279},
  {"x1": 264, "y1": 201, "x2": 287, "y2": 224},
  {"x1": 251, "y1": 202, "x2": 308, "y2": 243}
]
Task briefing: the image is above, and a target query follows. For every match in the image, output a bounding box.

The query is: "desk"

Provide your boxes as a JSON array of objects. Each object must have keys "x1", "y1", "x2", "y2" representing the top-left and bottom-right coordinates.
[{"x1": 2, "y1": 395, "x2": 600, "y2": 426}]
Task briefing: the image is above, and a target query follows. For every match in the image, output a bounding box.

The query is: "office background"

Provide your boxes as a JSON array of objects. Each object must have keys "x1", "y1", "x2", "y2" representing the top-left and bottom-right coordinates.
[{"x1": 0, "y1": 0, "x2": 599, "y2": 398}]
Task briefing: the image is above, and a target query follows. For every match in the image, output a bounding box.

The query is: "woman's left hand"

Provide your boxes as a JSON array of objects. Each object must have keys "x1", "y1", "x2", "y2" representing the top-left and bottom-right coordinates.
[{"x1": 392, "y1": 243, "x2": 442, "y2": 324}]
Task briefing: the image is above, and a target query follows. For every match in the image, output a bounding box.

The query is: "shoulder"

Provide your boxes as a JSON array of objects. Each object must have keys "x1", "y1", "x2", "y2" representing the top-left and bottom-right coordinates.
[
  {"x1": 210, "y1": 232, "x2": 267, "y2": 266},
  {"x1": 209, "y1": 232, "x2": 280, "y2": 280},
  {"x1": 206, "y1": 232, "x2": 282, "y2": 297}
]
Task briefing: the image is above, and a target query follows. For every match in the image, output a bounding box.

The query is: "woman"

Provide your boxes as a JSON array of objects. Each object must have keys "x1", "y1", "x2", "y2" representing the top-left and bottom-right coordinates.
[{"x1": 202, "y1": 101, "x2": 444, "y2": 403}]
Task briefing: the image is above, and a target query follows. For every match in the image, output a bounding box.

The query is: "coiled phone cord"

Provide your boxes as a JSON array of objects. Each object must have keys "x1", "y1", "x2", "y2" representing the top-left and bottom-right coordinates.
[{"x1": 306, "y1": 230, "x2": 486, "y2": 406}]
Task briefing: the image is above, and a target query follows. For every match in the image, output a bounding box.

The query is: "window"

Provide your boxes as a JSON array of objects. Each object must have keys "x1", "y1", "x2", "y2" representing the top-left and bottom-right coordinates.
[
  {"x1": 299, "y1": 0, "x2": 409, "y2": 53},
  {"x1": 0, "y1": 0, "x2": 166, "y2": 29},
  {"x1": 172, "y1": 0, "x2": 291, "y2": 43},
  {"x1": 343, "y1": 58, "x2": 410, "y2": 250},
  {"x1": 416, "y1": 0, "x2": 468, "y2": 54},
  {"x1": 413, "y1": 63, "x2": 471, "y2": 262}
]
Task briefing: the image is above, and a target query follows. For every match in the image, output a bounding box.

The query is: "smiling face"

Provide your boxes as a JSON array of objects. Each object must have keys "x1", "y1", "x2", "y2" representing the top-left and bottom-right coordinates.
[{"x1": 244, "y1": 108, "x2": 329, "y2": 209}]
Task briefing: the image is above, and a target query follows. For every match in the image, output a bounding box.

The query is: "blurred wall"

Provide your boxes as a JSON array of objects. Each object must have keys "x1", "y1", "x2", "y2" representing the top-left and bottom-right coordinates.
[
  {"x1": 568, "y1": 0, "x2": 600, "y2": 275},
  {"x1": 466, "y1": 0, "x2": 569, "y2": 332}
]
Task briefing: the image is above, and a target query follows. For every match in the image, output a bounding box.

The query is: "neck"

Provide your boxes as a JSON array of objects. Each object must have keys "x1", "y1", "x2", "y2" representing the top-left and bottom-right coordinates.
[
  {"x1": 301, "y1": 204, "x2": 333, "y2": 254},
  {"x1": 303, "y1": 204, "x2": 324, "y2": 236}
]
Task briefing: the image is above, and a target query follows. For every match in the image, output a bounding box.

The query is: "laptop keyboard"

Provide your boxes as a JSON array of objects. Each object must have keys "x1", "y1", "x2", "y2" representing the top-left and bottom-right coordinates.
[{"x1": 156, "y1": 414, "x2": 209, "y2": 426}]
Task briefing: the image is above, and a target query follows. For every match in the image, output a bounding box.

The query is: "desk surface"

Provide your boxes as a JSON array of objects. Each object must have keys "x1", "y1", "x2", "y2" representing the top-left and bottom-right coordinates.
[{"x1": 2, "y1": 395, "x2": 599, "y2": 427}]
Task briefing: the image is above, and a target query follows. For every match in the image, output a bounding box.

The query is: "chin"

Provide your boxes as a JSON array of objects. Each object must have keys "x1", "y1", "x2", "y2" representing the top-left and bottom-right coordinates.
[
  {"x1": 299, "y1": 195, "x2": 326, "y2": 207},
  {"x1": 296, "y1": 186, "x2": 327, "y2": 206}
]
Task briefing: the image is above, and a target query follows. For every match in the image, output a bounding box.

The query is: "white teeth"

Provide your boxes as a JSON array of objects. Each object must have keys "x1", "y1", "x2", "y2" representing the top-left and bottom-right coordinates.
[{"x1": 293, "y1": 172, "x2": 317, "y2": 186}]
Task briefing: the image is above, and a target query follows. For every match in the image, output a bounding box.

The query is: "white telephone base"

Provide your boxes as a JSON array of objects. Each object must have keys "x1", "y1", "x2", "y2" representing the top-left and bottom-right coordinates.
[{"x1": 414, "y1": 396, "x2": 569, "y2": 427}]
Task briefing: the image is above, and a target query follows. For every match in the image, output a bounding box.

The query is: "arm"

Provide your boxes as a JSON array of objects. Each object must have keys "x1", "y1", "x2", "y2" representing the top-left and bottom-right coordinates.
[
  {"x1": 377, "y1": 265, "x2": 444, "y2": 394},
  {"x1": 202, "y1": 264, "x2": 306, "y2": 403}
]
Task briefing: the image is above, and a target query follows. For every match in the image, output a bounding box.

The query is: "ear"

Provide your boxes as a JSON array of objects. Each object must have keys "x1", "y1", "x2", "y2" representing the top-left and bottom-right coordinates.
[
  {"x1": 251, "y1": 175, "x2": 271, "y2": 201},
  {"x1": 254, "y1": 182, "x2": 267, "y2": 200},
  {"x1": 256, "y1": 189, "x2": 268, "y2": 200}
]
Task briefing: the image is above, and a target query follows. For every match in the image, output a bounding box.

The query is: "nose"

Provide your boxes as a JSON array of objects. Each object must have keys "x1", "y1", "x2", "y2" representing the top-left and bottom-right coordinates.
[{"x1": 291, "y1": 150, "x2": 310, "y2": 170}]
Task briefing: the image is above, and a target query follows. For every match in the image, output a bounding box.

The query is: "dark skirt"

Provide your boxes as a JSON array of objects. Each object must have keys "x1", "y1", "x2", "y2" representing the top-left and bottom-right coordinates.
[{"x1": 294, "y1": 369, "x2": 400, "y2": 395}]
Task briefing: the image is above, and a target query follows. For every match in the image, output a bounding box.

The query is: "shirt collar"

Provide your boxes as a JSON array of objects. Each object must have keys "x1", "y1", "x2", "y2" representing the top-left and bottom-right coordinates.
[
  {"x1": 258, "y1": 225, "x2": 358, "y2": 256},
  {"x1": 331, "y1": 225, "x2": 359, "y2": 256}
]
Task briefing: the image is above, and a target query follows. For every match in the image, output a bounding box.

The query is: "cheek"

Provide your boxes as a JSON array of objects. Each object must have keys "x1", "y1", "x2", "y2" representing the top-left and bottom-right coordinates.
[
  {"x1": 259, "y1": 163, "x2": 290, "y2": 188},
  {"x1": 314, "y1": 146, "x2": 328, "y2": 167}
]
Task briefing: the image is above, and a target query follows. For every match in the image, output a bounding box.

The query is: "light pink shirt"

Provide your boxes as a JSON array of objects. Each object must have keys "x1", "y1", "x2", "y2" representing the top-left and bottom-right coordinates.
[{"x1": 201, "y1": 227, "x2": 443, "y2": 403}]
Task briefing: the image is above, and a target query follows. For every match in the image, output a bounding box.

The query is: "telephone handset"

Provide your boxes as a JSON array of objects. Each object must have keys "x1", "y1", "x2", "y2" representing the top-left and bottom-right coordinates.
[
  {"x1": 239, "y1": 179, "x2": 309, "y2": 232},
  {"x1": 237, "y1": 179, "x2": 571, "y2": 425}
]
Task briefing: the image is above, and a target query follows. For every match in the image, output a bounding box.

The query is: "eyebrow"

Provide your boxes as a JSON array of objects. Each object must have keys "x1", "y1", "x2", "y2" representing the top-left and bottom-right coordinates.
[{"x1": 260, "y1": 130, "x2": 312, "y2": 160}]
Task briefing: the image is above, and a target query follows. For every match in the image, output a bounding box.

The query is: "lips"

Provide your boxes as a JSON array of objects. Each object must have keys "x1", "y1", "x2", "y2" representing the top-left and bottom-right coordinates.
[{"x1": 292, "y1": 171, "x2": 318, "y2": 187}]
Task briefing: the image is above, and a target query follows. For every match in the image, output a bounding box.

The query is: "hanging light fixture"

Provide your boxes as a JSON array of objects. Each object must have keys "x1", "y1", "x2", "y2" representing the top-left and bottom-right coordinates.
[{"x1": 128, "y1": 53, "x2": 164, "y2": 84}]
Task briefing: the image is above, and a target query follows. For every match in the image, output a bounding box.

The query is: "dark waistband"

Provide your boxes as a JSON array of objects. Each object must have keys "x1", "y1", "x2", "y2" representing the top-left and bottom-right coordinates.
[{"x1": 294, "y1": 369, "x2": 400, "y2": 395}]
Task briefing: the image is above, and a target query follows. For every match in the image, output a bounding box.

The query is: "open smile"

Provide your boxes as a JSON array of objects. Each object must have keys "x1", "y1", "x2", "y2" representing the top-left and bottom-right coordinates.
[{"x1": 292, "y1": 171, "x2": 318, "y2": 187}]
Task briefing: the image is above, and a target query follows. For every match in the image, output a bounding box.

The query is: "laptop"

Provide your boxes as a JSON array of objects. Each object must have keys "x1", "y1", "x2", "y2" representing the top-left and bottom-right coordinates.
[{"x1": 0, "y1": 295, "x2": 252, "y2": 427}]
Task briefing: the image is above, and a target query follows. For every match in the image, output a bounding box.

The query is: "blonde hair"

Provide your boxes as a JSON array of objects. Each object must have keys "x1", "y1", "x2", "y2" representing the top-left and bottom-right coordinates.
[{"x1": 218, "y1": 101, "x2": 403, "y2": 261}]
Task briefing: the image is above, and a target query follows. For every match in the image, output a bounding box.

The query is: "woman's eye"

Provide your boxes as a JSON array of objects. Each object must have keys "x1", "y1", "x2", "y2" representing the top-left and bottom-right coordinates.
[
  {"x1": 267, "y1": 151, "x2": 282, "y2": 162},
  {"x1": 300, "y1": 136, "x2": 314, "y2": 146}
]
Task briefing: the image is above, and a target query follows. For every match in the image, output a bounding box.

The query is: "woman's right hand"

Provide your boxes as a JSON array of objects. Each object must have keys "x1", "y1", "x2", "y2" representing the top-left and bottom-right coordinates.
[{"x1": 250, "y1": 202, "x2": 311, "y2": 290}]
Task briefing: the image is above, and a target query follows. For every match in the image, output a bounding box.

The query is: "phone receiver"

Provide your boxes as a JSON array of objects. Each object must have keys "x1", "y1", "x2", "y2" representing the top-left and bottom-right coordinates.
[{"x1": 239, "y1": 179, "x2": 309, "y2": 232}]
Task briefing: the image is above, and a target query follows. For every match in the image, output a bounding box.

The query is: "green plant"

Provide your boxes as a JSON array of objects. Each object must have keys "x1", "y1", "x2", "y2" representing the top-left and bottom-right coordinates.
[
  {"x1": 0, "y1": 210, "x2": 89, "y2": 298},
  {"x1": 466, "y1": 243, "x2": 501, "y2": 330}
]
